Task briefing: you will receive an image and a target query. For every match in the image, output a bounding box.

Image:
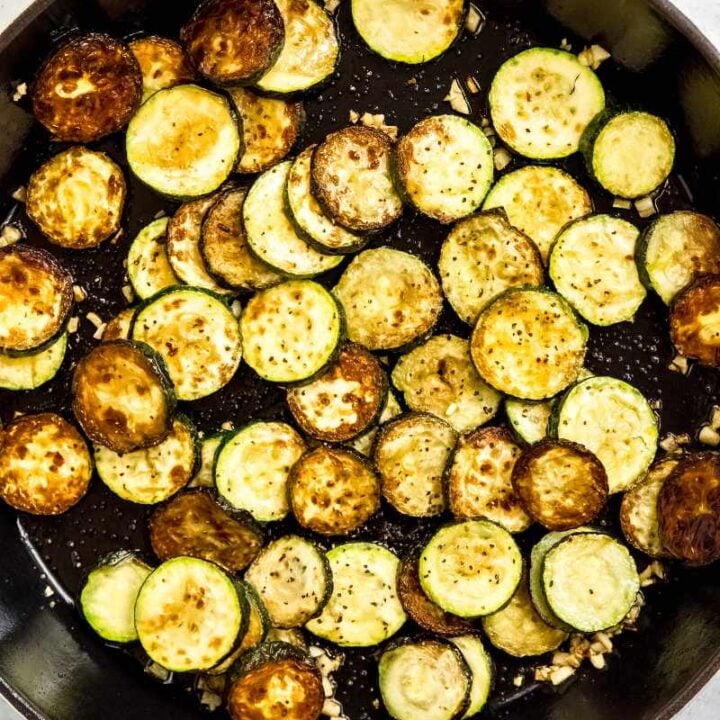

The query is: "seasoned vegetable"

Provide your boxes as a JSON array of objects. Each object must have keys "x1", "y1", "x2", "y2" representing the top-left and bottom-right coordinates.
[
  {"x1": 188, "y1": 433, "x2": 225, "y2": 488},
  {"x1": 33, "y1": 33, "x2": 142, "y2": 142},
  {"x1": 129, "y1": 35, "x2": 196, "y2": 101},
  {"x1": 349, "y1": 389, "x2": 403, "y2": 456},
  {"x1": 450, "y1": 635, "x2": 493, "y2": 719},
  {"x1": 0, "y1": 331, "x2": 66, "y2": 390},
  {"x1": 126, "y1": 217, "x2": 179, "y2": 300},
  {"x1": 504, "y1": 398, "x2": 553, "y2": 444},
  {"x1": 0, "y1": 412, "x2": 92, "y2": 515},
  {"x1": 102, "y1": 307, "x2": 135, "y2": 342},
  {"x1": 669, "y1": 274, "x2": 720, "y2": 367}
]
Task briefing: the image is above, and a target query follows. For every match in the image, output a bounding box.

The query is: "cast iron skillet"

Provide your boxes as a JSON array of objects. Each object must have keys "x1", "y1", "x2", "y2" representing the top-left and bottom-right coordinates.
[{"x1": 1, "y1": 1, "x2": 720, "y2": 718}]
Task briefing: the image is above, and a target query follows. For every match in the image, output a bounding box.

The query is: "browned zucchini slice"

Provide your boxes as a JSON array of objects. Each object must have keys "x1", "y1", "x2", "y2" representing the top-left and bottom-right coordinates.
[
  {"x1": 26, "y1": 147, "x2": 125, "y2": 249},
  {"x1": 200, "y1": 186, "x2": 282, "y2": 290},
  {"x1": 446, "y1": 427, "x2": 531, "y2": 533},
  {"x1": 312, "y1": 126, "x2": 403, "y2": 232},
  {"x1": 180, "y1": 0, "x2": 285, "y2": 85},
  {"x1": 289, "y1": 446, "x2": 380, "y2": 535},
  {"x1": 149, "y1": 489, "x2": 263, "y2": 572},
  {"x1": 71, "y1": 340, "x2": 175, "y2": 454},
  {"x1": 102, "y1": 307, "x2": 135, "y2": 342},
  {"x1": 0, "y1": 244, "x2": 73, "y2": 354},
  {"x1": 512, "y1": 438, "x2": 608, "y2": 531},
  {"x1": 0, "y1": 413, "x2": 91, "y2": 515},
  {"x1": 226, "y1": 642, "x2": 324, "y2": 720},
  {"x1": 396, "y1": 549, "x2": 472, "y2": 636},
  {"x1": 228, "y1": 87, "x2": 304, "y2": 174},
  {"x1": 658, "y1": 452, "x2": 720, "y2": 565},
  {"x1": 32, "y1": 33, "x2": 142, "y2": 142},
  {"x1": 374, "y1": 413, "x2": 456, "y2": 518},
  {"x1": 620, "y1": 458, "x2": 678, "y2": 558},
  {"x1": 128, "y1": 35, "x2": 196, "y2": 101},
  {"x1": 286, "y1": 342, "x2": 387, "y2": 442},
  {"x1": 670, "y1": 275, "x2": 720, "y2": 367}
]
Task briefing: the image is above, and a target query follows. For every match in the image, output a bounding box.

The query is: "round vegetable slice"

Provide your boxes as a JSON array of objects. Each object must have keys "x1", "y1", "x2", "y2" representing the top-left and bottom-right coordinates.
[
  {"x1": 419, "y1": 520, "x2": 522, "y2": 617},
  {"x1": 126, "y1": 217, "x2": 179, "y2": 300},
  {"x1": 657, "y1": 452, "x2": 720, "y2": 565},
  {"x1": 289, "y1": 446, "x2": 380, "y2": 535},
  {"x1": 374, "y1": 413, "x2": 456, "y2": 518},
  {"x1": 26, "y1": 147, "x2": 126, "y2": 249},
  {"x1": 0, "y1": 412, "x2": 92, "y2": 515},
  {"x1": 438, "y1": 211, "x2": 544, "y2": 326},
  {"x1": 542, "y1": 532, "x2": 640, "y2": 632},
  {"x1": 504, "y1": 397, "x2": 553, "y2": 444},
  {"x1": 72, "y1": 340, "x2": 175, "y2": 454},
  {"x1": 0, "y1": 331, "x2": 66, "y2": 391},
  {"x1": 102, "y1": 307, "x2": 135, "y2": 342},
  {"x1": 306, "y1": 542, "x2": 406, "y2": 646},
  {"x1": 189, "y1": 433, "x2": 225, "y2": 489},
  {"x1": 350, "y1": 388, "x2": 404, "y2": 457},
  {"x1": 312, "y1": 127, "x2": 403, "y2": 232},
  {"x1": 512, "y1": 438, "x2": 608, "y2": 531},
  {"x1": 334, "y1": 247, "x2": 442, "y2": 350},
  {"x1": 446, "y1": 427, "x2": 531, "y2": 533},
  {"x1": 449, "y1": 635, "x2": 493, "y2": 719},
  {"x1": 470, "y1": 288, "x2": 587, "y2": 400},
  {"x1": 0, "y1": 244, "x2": 73, "y2": 354},
  {"x1": 32, "y1": 33, "x2": 142, "y2": 142},
  {"x1": 670, "y1": 274, "x2": 720, "y2": 367},
  {"x1": 128, "y1": 35, "x2": 196, "y2": 102},
  {"x1": 287, "y1": 342, "x2": 387, "y2": 442}
]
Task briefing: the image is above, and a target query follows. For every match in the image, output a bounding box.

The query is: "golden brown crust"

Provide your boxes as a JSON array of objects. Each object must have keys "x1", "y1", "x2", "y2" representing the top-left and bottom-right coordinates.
[
  {"x1": 32, "y1": 33, "x2": 142, "y2": 142},
  {"x1": 670, "y1": 274, "x2": 720, "y2": 367},
  {"x1": 129, "y1": 35, "x2": 196, "y2": 99},
  {"x1": 101, "y1": 307, "x2": 135, "y2": 342},
  {"x1": 0, "y1": 413, "x2": 91, "y2": 515},
  {"x1": 180, "y1": 0, "x2": 285, "y2": 84}
]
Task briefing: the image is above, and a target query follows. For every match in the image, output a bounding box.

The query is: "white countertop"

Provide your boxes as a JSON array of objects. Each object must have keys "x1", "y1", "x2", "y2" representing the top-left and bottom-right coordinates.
[{"x1": 0, "y1": 0, "x2": 717, "y2": 718}]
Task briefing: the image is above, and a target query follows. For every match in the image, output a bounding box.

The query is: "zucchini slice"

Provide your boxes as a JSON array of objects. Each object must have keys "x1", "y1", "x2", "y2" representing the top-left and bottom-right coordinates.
[
  {"x1": 512, "y1": 438, "x2": 608, "y2": 530},
  {"x1": 657, "y1": 453, "x2": 720, "y2": 565},
  {"x1": 215, "y1": 422, "x2": 306, "y2": 522},
  {"x1": 504, "y1": 398, "x2": 553, "y2": 444},
  {"x1": 245, "y1": 535, "x2": 332, "y2": 628},
  {"x1": 542, "y1": 532, "x2": 640, "y2": 632},
  {"x1": 438, "y1": 211, "x2": 544, "y2": 326},
  {"x1": 620, "y1": 458, "x2": 678, "y2": 558},
  {"x1": 135, "y1": 557, "x2": 246, "y2": 672},
  {"x1": 419, "y1": 520, "x2": 522, "y2": 617},
  {"x1": 312, "y1": 127, "x2": 403, "y2": 232},
  {"x1": 396, "y1": 549, "x2": 472, "y2": 636},
  {"x1": 32, "y1": 33, "x2": 142, "y2": 143},
  {"x1": 553, "y1": 375, "x2": 658, "y2": 493},
  {"x1": 266, "y1": 627, "x2": 308, "y2": 651},
  {"x1": 483, "y1": 165, "x2": 592, "y2": 263},
  {"x1": 166, "y1": 195, "x2": 231, "y2": 293},
  {"x1": 226, "y1": 642, "x2": 324, "y2": 720},
  {"x1": 378, "y1": 638, "x2": 471, "y2": 720},
  {"x1": 72, "y1": 340, "x2": 175, "y2": 454},
  {"x1": 287, "y1": 342, "x2": 387, "y2": 442},
  {"x1": 256, "y1": 0, "x2": 339, "y2": 94},
  {"x1": 188, "y1": 433, "x2": 225, "y2": 488},
  {"x1": 128, "y1": 36, "x2": 196, "y2": 102},
  {"x1": 132, "y1": 286, "x2": 242, "y2": 401},
  {"x1": 80, "y1": 552, "x2": 152, "y2": 643},
  {"x1": 0, "y1": 412, "x2": 92, "y2": 515},
  {"x1": 149, "y1": 489, "x2": 263, "y2": 572},
  {"x1": 126, "y1": 84, "x2": 240, "y2": 198},
  {"x1": 229, "y1": 87, "x2": 304, "y2": 174},
  {"x1": 391, "y1": 334, "x2": 502, "y2": 433},
  {"x1": 244, "y1": 161, "x2": 342, "y2": 277},
  {"x1": 637, "y1": 211, "x2": 720, "y2": 305},
  {"x1": 470, "y1": 288, "x2": 587, "y2": 400},
  {"x1": 584, "y1": 111, "x2": 675, "y2": 198},
  {"x1": 374, "y1": 413, "x2": 456, "y2": 518},
  {"x1": 351, "y1": 0, "x2": 464, "y2": 64},
  {"x1": 334, "y1": 247, "x2": 442, "y2": 350},
  {"x1": 241, "y1": 280, "x2": 342, "y2": 383},
  {"x1": 489, "y1": 47, "x2": 605, "y2": 159},
  {"x1": 0, "y1": 244, "x2": 73, "y2": 354},
  {"x1": 450, "y1": 636, "x2": 493, "y2": 719},
  {"x1": 349, "y1": 388, "x2": 403, "y2": 457},
  {"x1": 306, "y1": 542, "x2": 406, "y2": 646},
  {"x1": 446, "y1": 427, "x2": 531, "y2": 533},
  {"x1": 481, "y1": 576, "x2": 567, "y2": 657},
  {"x1": 0, "y1": 331, "x2": 66, "y2": 390},
  {"x1": 549, "y1": 214, "x2": 645, "y2": 326},
  {"x1": 201, "y1": 186, "x2": 282, "y2": 291},
  {"x1": 95, "y1": 416, "x2": 197, "y2": 504},
  {"x1": 26, "y1": 147, "x2": 126, "y2": 250},
  {"x1": 396, "y1": 115, "x2": 494, "y2": 223},
  {"x1": 126, "y1": 217, "x2": 179, "y2": 300},
  {"x1": 669, "y1": 275, "x2": 720, "y2": 367},
  {"x1": 289, "y1": 445, "x2": 380, "y2": 535},
  {"x1": 102, "y1": 307, "x2": 135, "y2": 342},
  {"x1": 180, "y1": 0, "x2": 285, "y2": 85},
  {"x1": 286, "y1": 146, "x2": 366, "y2": 255}
]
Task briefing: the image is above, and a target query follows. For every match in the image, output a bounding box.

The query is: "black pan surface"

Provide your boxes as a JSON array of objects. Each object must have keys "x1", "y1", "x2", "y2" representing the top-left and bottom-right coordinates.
[{"x1": 1, "y1": 1, "x2": 720, "y2": 719}]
